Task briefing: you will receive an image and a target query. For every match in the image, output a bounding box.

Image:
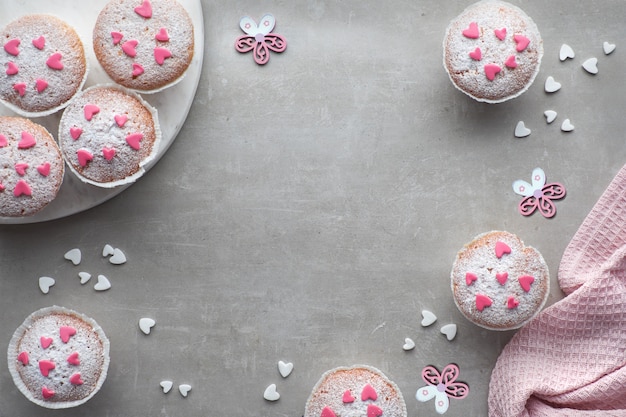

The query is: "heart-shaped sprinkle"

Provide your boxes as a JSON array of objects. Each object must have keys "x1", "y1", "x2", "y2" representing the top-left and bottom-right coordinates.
[
  {"x1": 154, "y1": 47, "x2": 172, "y2": 65},
  {"x1": 505, "y1": 55, "x2": 517, "y2": 69},
  {"x1": 421, "y1": 309, "x2": 437, "y2": 327},
  {"x1": 160, "y1": 380, "x2": 173, "y2": 393},
  {"x1": 70, "y1": 127, "x2": 82, "y2": 140},
  {"x1": 32, "y1": 36, "x2": 45, "y2": 50},
  {"x1": 77, "y1": 149, "x2": 94, "y2": 167},
  {"x1": 122, "y1": 40, "x2": 138, "y2": 57},
  {"x1": 476, "y1": 294, "x2": 493, "y2": 311},
  {"x1": 78, "y1": 271, "x2": 92, "y2": 284},
  {"x1": 507, "y1": 296, "x2": 519, "y2": 309},
  {"x1": 94, "y1": 275, "x2": 112, "y2": 291},
  {"x1": 263, "y1": 384, "x2": 279, "y2": 401},
  {"x1": 42, "y1": 387, "x2": 55, "y2": 399},
  {"x1": 38, "y1": 277, "x2": 55, "y2": 294},
  {"x1": 440, "y1": 324, "x2": 457, "y2": 341},
  {"x1": 60, "y1": 326, "x2": 76, "y2": 343},
  {"x1": 278, "y1": 360, "x2": 293, "y2": 378},
  {"x1": 134, "y1": 0, "x2": 153, "y2": 18},
  {"x1": 110, "y1": 247, "x2": 127, "y2": 264},
  {"x1": 484, "y1": 63, "x2": 501, "y2": 81},
  {"x1": 70, "y1": 373, "x2": 84, "y2": 385},
  {"x1": 321, "y1": 407, "x2": 337, "y2": 417},
  {"x1": 0, "y1": 183, "x2": 5, "y2": 192},
  {"x1": 155, "y1": 27, "x2": 170, "y2": 42},
  {"x1": 46, "y1": 52, "x2": 63, "y2": 70},
  {"x1": 18, "y1": 131, "x2": 36, "y2": 149},
  {"x1": 114, "y1": 114, "x2": 128, "y2": 127},
  {"x1": 469, "y1": 47, "x2": 482, "y2": 61},
  {"x1": 6, "y1": 61, "x2": 18, "y2": 75},
  {"x1": 465, "y1": 272, "x2": 478, "y2": 286},
  {"x1": 582, "y1": 57, "x2": 598, "y2": 74},
  {"x1": 603, "y1": 41, "x2": 616, "y2": 55},
  {"x1": 102, "y1": 147, "x2": 116, "y2": 161},
  {"x1": 15, "y1": 163, "x2": 28, "y2": 176},
  {"x1": 139, "y1": 317, "x2": 156, "y2": 335},
  {"x1": 544, "y1": 110, "x2": 557, "y2": 124},
  {"x1": 519, "y1": 275, "x2": 535, "y2": 292},
  {"x1": 64, "y1": 248, "x2": 82, "y2": 265},
  {"x1": 361, "y1": 383, "x2": 377, "y2": 401},
  {"x1": 67, "y1": 352, "x2": 80, "y2": 366},
  {"x1": 496, "y1": 272, "x2": 508, "y2": 285},
  {"x1": 402, "y1": 337, "x2": 415, "y2": 351},
  {"x1": 367, "y1": 404, "x2": 383, "y2": 417},
  {"x1": 84, "y1": 104, "x2": 100, "y2": 121},
  {"x1": 132, "y1": 63, "x2": 144, "y2": 76},
  {"x1": 462, "y1": 22, "x2": 479, "y2": 39},
  {"x1": 126, "y1": 132, "x2": 143, "y2": 150},
  {"x1": 111, "y1": 31, "x2": 123, "y2": 45},
  {"x1": 494, "y1": 27, "x2": 507, "y2": 41},
  {"x1": 39, "y1": 359, "x2": 55, "y2": 376},
  {"x1": 17, "y1": 351, "x2": 29, "y2": 365},
  {"x1": 0, "y1": 134, "x2": 6, "y2": 147},
  {"x1": 35, "y1": 79, "x2": 48, "y2": 93},
  {"x1": 514, "y1": 121, "x2": 531, "y2": 138},
  {"x1": 37, "y1": 162, "x2": 51, "y2": 177},
  {"x1": 13, "y1": 82, "x2": 26, "y2": 96},
  {"x1": 544, "y1": 76, "x2": 561, "y2": 93},
  {"x1": 514, "y1": 34, "x2": 530, "y2": 52},
  {"x1": 13, "y1": 180, "x2": 32, "y2": 197},
  {"x1": 495, "y1": 241, "x2": 512, "y2": 258},
  {"x1": 40, "y1": 336, "x2": 53, "y2": 349},
  {"x1": 4, "y1": 38, "x2": 20, "y2": 56},
  {"x1": 179, "y1": 384, "x2": 192, "y2": 397},
  {"x1": 103, "y1": 244, "x2": 115, "y2": 257},
  {"x1": 342, "y1": 389, "x2": 355, "y2": 403},
  {"x1": 559, "y1": 44, "x2": 575, "y2": 61},
  {"x1": 561, "y1": 118, "x2": 575, "y2": 132}
]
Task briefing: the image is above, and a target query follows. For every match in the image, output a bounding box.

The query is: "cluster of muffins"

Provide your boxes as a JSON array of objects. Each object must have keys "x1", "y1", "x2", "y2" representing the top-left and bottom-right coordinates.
[{"x1": 0, "y1": 0, "x2": 194, "y2": 216}]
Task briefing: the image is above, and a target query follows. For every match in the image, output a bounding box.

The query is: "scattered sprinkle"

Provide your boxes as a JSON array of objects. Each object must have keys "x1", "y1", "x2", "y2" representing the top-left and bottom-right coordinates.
[
  {"x1": 559, "y1": 44, "x2": 575, "y2": 61},
  {"x1": 94, "y1": 275, "x2": 111, "y2": 291},
  {"x1": 544, "y1": 76, "x2": 561, "y2": 93},
  {"x1": 179, "y1": 384, "x2": 192, "y2": 398},
  {"x1": 544, "y1": 110, "x2": 557, "y2": 124},
  {"x1": 421, "y1": 310, "x2": 437, "y2": 327},
  {"x1": 278, "y1": 360, "x2": 293, "y2": 378},
  {"x1": 561, "y1": 119, "x2": 575, "y2": 132},
  {"x1": 63, "y1": 248, "x2": 81, "y2": 265},
  {"x1": 78, "y1": 272, "x2": 91, "y2": 284},
  {"x1": 440, "y1": 324, "x2": 458, "y2": 341},
  {"x1": 160, "y1": 380, "x2": 173, "y2": 394},
  {"x1": 514, "y1": 121, "x2": 531, "y2": 138},
  {"x1": 403, "y1": 337, "x2": 416, "y2": 351},
  {"x1": 139, "y1": 318, "x2": 156, "y2": 335},
  {"x1": 582, "y1": 57, "x2": 598, "y2": 74},
  {"x1": 263, "y1": 383, "x2": 280, "y2": 401},
  {"x1": 38, "y1": 276, "x2": 55, "y2": 294},
  {"x1": 603, "y1": 41, "x2": 616, "y2": 55}
]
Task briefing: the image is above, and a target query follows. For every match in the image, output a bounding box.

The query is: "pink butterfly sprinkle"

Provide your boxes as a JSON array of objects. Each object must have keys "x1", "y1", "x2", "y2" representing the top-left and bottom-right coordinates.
[
  {"x1": 416, "y1": 364, "x2": 469, "y2": 414},
  {"x1": 235, "y1": 14, "x2": 287, "y2": 65}
]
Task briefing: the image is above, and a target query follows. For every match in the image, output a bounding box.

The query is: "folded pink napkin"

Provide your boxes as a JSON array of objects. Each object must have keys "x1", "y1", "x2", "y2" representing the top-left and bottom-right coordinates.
[{"x1": 488, "y1": 164, "x2": 626, "y2": 417}]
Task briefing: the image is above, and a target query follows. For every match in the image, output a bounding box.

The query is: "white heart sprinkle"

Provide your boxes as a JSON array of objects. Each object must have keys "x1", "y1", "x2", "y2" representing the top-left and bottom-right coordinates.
[
  {"x1": 402, "y1": 337, "x2": 415, "y2": 351},
  {"x1": 78, "y1": 271, "x2": 92, "y2": 284},
  {"x1": 278, "y1": 361, "x2": 293, "y2": 378},
  {"x1": 603, "y1": 41, "x2": 616, "y2": 55},
  {"x1": 440, "y1": 324, "x2": 458, "y2": 341},
  {"x1": 514, "y1": 121, "x2": 531, "y2": 138},
  {"x1": 109, "y1": 248, "x2": 127, "y2": 265},
  {"x1": 38, "y1": 276, "x2": 55, "y2": 294},
  {"x1": 559, "y1": 44, "x2": 575, "y2": 61},
  {"x1": 421, "y1": 310, "x2": 437, "y2": 327},
  {"x1": 544, "y1": 76, "x2": 561, "y2": 93},
  {"x1": 561, "y1": 118, "x2": 575, "y2": 132},
  {"x1": 582, "y1": 57, "x2": 598, "y2": 74},
  {"x1": 263, "y1": 384, "x2": 280, "y2": 401},
  {"x1": 102, "y1": 244, "x2": 115, "y2": 257},
  {"x1": 64, "y1": 248, "x2": 81, "y2": 265},
  {"x1": 179, "y1": 384, "x2": 192, "y2": 397},
  {"x1": 544, "y1": 110, "x2": 557, "y2": 124},
  {"x1": 94, "y1": 275, "x2": 111, "y2": 291},
  {"x1": 160, "y1": 380, "x2": 173, "y2": 394},
  {"x1": 139, "y1": 318, "x2": 156, "y2": 335}
]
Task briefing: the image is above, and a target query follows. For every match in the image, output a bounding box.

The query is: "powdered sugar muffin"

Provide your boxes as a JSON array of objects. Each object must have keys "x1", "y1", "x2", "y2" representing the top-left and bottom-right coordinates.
[
  {"x1": 443, "y1": 1, "x2": 543, "y2": 103},
  {"x1": 8, "y1": 306, "x2": 110, "y2": 409},
  {"x1": 304, "y1": 365, "x2": 407, "y2": 417},
  {"x1": 58, "y1": 85, "x2": 161, "y2": 187},
  {"x1": 0, "y1": 14, "x2": 87, "y2": 117},
  {"x1": 451, "y1": 231, "x2": 550, "y2": 331},
  {"x1": 93, "y1": 0, "x2": 194, "y2": 93},
  {"x1": 0, "y1": 116, "x2": 64, "y2": 217}
]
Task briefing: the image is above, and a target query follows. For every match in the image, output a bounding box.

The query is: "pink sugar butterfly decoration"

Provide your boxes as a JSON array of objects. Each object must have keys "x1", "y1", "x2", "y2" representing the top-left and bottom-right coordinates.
[
  {"x1": 513, "y1": 167, "x2": 566, "y2": 218},
  {"x1": 235, "y1": 14, "x2": 286, "y2": 65},
  {"x1": 416, "y1": 363, "x2": 469, "y2": 414}
]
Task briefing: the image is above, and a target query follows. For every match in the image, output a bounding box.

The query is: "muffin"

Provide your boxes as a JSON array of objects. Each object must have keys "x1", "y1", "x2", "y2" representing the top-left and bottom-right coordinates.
[
  {"x1": 450, "y1": 231, "x2": 550, "y2": 330},
  {"x1": 93, "y1": 0, "x2": 194, "y2": 93},
  {"x1": 58, "y1": 85, "x2": 161, "y2": 188},
  {"x1": 0, "y1": 116, "x2": 64, "y2": 217},
  {"x1": 304, "y1": 365, "x2": 407, "y2": 417},
  {"x1": 8, "y1": 306, "x2": 110, "y2": 409},
  {"x1": 442, "y1": 0, "x2": 543, "y2": 103},
  {"x1": 0, "y1": 14, "x2": 87, "y2": 117}
]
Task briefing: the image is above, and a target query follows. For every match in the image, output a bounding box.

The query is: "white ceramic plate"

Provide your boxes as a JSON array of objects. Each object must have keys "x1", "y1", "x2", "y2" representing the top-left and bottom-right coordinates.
[{"x1": 0, "y1": 0, "x2": 203, "y2": 224}]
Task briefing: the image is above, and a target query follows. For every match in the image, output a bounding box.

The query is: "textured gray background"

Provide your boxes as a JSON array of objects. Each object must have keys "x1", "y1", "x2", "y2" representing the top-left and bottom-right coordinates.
[{"x1": 1, "y1": 1, "x2": 626, "y2": 416}]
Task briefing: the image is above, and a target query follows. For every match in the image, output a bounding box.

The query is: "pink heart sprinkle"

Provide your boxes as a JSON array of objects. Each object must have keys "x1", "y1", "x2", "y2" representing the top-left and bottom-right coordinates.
[
  {"x1": 495, "y1": 241, "x2": 511, "y2": 259},
  {"x1": 13, "y1": 180, "x2": 31, "y2": 197},
  {"x1": 84, "y1": 104, "x2": 100, "y2": 121},
  {"x1": 17, "y1": 351, "x2": 29, "y2": 365},
  {"x1": 476, "y1": 294, "x2": 493, "y2": 311},
  {"x1": 102, "y1": 147, "x2": 116, "y2": 161},
  {"x1": 154, "y1": 47, "x2": 172, "y2": 65},
  {"x1": 111, "y1": 31, "x2": 123, "y2": 45},
  {"x1": 0, "y1": 183, "x2": 5, "y2": 192},
  {"x1": 18, "y1": 131, "x2": 36, "y2": 149},
  {"x1": 15, "y1": 162, "x2": 29, "y2": 176},
  {"x1": 32, "y1": 36, "x2": 45, "y2": 50},
  {"x1": 67, "y1": 352, "x2": 80, "y2": 366},
  {"x1": 40, "y1": 336, "x2": 53, "y2": 349},
  {"x1": 126, "y1": 132, "x2": 144, "y2": 150},
  {"x1": 155, "y1": 27, "x2": 170, "y2": 42},
  {"x1": 462, "y1": 22, "x2": 479, "y2": 39},
  {"x1": 507, "y1": 296, "x2": 519, "y2": 309},
  {"x1": 42, "y1": 387, "x2": 55, "y2": 399},
  {"x1": 122, "y1": 40, "x2": 138, "y2": 57},
  {"x1": 70, "y1": 127, "x2": 82, "y2": 140},
  {"x1": 13, "y1": 82, "x2": 26, "y2": 96},
  {"x1": 321, "y1": 407, "x2": 337, "y2": 417},
  {"x1": 70, "y1": 373, "x2": 84, "y2": 385},
  {"x1": 367, "y1": 404, "x2": 383, "y2": 417},
  {"x1": 77, "y1": 149, "x2": 93, "y2": 167},
  {"x1": 36, "y1": 79, "x2": 48, "y2": 93},
  {"x1": 465, "y1": 272, "x2": 478, "y2": 286},
  {"x1": 496, "y1": 272, "x2": 508, "y2": 285},
  {"x1": 4, "y1": 38, "x2": 20, "y2": 56},
  {"x1": 134, "y1": 0, "x2": 153, "y2": 18},
  {"x1": 505, "y1": 55, "x2": 518, "y2": 69},
  {"x1": 342, "y1": 390, "x2": 355, "y2": 403},
  {"x1": 469, "y1": 47, "x2": 482, "y2": 61},
  {"x1": 46, "y1": 52, "x2": 63, "y2": 70},
  {"x1": 484, "y1": 64, "x2": 501, "y2": 81},
  {"x1": 132, "y1": 63, "x2": 144, "y2": 76},
  {"x1": 60, "y1": 326, "x2": 77, "y2": 343},
  {"x1": 39, "y1": 359, "x2": 56, "y2": 377},
  {"x1": 0, "y1": 134, "x2": 7, "y2": 147},
  {"x1": 361, "y1": 384, "x2": 377, "y2": 401},
  {"x1": 6, "y1": 61, "x2": 18, "y2": 75},
  {"x1": 115, "y1": 114, "x2": 128, "y2": 127},
  {"x1": 518, "y1": 275, "x2": 535, "y2": 292},
  {"x1": 37, "y1": 162, "x2": 51, "y2": 177},
  {"x1": 514, "y1": 34, "x2": 530, "y2": 52},
  {"x1": 494, "y1": 28, "x2": 507, "y2": 41}
]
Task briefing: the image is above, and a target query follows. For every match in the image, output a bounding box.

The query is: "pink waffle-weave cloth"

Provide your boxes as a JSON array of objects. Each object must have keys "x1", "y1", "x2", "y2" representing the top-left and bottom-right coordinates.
[{"x1": 489, "y1": 164, "x2": 626, "y2": 417}]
